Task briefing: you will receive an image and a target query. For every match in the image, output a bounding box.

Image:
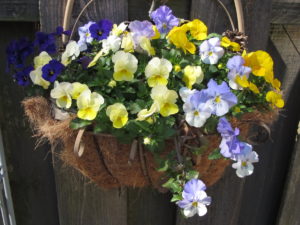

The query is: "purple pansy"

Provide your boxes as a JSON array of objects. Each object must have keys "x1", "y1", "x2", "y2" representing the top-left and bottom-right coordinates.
[
  {"x1": 78, "y1": 56, "x2": 92, "y2": 70},
  {"x1": 128, "y1": 20, "x2": 155, "y2": 44},
  {"x1": 226, "y1": 55, "x2": 252, "y2": 90},
  {"x1": 53, "y1": 26, "x2": 71, "y2": 36},
  {"x1": 89, "y1": 19, "x2": 113, "y2": 41},
  {"x1": 13, "y1": 66, "x2": 34, "y2": 86},
  {"x1": 6, "y1": 38, "x2": 34, "y2": 70},
  {"x1": 177, "y1": 179, "x2": 211, "y2": 217},
  {"x1": 34, "y1": 32, "x2": 56, "y2": 54},
  {"x1": 217, "y1": 117, "x2": 245, "y2": 159},
  {"x1": 42, "y1": 60, "x2": 65, "y2": 82},
  {"x1": 203, "y1": 79, "x2": 237, "y2": 116},
  {"x1": 150, "y1": 5, "x2": 179, "y2": 33}
]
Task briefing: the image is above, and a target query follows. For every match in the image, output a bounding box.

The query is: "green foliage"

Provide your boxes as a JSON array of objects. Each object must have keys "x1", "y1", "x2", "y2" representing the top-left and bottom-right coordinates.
[{"x1": 208, "y1": 148, "x2": 223, "y2": 160}]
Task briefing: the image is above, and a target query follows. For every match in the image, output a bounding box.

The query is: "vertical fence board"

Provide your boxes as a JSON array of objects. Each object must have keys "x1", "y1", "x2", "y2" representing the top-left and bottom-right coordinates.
[
  {"x1": 39, "y1": 1, "x2": 129, "y2": 225},
  {"x1": 0, "y1": 22, "x2": 59, "y2": 225}
]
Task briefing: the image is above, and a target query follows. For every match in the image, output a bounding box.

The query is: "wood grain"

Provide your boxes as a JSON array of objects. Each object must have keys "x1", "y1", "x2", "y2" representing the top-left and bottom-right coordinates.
[
  {"x1": 0, "y1": 0, "x2": 39, "y2": 22},
  {"x1": 272, "y1": 1, "x2": 300, "y2": 24},
  {"x1": 53, "y1": 156, "x2": 127, "y2": 225}
]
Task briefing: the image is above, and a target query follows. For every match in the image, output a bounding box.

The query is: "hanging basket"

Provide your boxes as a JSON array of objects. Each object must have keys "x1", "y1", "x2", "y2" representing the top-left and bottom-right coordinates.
[{"x1": 23, "y1": 96, "x2": 276, "y2": 190}]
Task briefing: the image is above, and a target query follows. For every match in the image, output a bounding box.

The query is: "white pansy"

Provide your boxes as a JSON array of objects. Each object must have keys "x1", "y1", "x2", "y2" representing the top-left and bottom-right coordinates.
[
  {"x1": 232, "y1": 144, "x2": 259, "y2": 178},
  {"x1": 112, "y1": 22, "x2": 128, "y2": 36},
  {"x1": 61, "y1": 41, "x2": 81, "y2": 66},
  {"x1": 199, "y1": 37, "x2": 224, "y2": 65},
  {"x1": 50, "y1": 81, "x2": 73, "y2": 109},
  {"x1": 102, "y1": 35, "x2": 122, "y2": 53},
  {"x1": 145, "y1": 57, "x2": 172, "y2": 87},
  {"x1": 34, "y1": 51, "x2": 52, "y2": 69}
]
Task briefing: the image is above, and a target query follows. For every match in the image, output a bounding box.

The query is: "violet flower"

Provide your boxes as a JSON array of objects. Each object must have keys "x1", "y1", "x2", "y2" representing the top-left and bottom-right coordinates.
[
  {"x1": 77, "y1": 21, "x2": 96, "y2": 51},
  {"x1": 34, "y1": 32, "x2": 56, "y2": 54},
  {"x1": 177, "y1": 179, "x2": 211, "y2": 217},
  {"x1": 42, "y1": 59, "x2": 65, "y2": 82},
  {"x1": 128, "y1": 20, "x2": 155, "y2": 44},
  {"x1": 150, "y1": 5, "x2": 179, "y2": 33},
  {"x1": 13, "y1": 66, "x2": 34, "y2": 86},
  {"x1": 203, "y1": 79, "x2": 237, "y2": 116},
  {"x1": 6, "y1": 38, "x2": 34, "y2": 70},
  {"x1": 89, "y1": 19, "x2": 113, "y2": 41},
  {"x1": 217, "y1": 117, "x2": 245, "y2": 159},
  {"x1": 199, "y1": 37, "x2": 224, "y2": 64}
]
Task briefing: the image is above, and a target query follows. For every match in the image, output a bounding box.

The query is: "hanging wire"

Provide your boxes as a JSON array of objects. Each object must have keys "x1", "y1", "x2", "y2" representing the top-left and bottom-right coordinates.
[{"x1": 215, "y1": 0, "x2": 236, "y2": 31}]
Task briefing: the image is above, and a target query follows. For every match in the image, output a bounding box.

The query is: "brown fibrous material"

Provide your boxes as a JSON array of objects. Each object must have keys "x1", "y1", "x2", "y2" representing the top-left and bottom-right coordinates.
[{"x1": 22, "y1": 97, "x2": 278, "y2": 190}]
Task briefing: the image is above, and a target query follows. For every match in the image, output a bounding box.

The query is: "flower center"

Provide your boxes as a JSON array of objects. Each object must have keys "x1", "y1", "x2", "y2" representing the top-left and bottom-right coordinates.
[
  {"x1": 208, "y1": 51, "x2": 213, "y2": 56},
  {"x1": 241, "y1": 161, "x2": 247, "y2": 167},
  {"x1": 163, "y1": 23, "x2": 167, "y2": 29},
  {"x1": 194, "y1": 111, "x2": 199, "y2": 116},
  {"x1": 192, "y1": 202, "x2": 198, "y2": 207},
  {"x1": 215, "y1": 96, "x2": 221, "y2": 103},
  {"x1": 85, "y1": 33, "x2": 90, "y2": 37},
  {"x1": 98, "y1": 30, "x2": 103, "y2": 36}
]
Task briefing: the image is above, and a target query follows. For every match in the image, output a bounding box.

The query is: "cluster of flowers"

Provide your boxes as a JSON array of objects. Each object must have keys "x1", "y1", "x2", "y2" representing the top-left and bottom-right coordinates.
[{"x1": 6, "y1": 5, "x2": 283, "y2": 218}]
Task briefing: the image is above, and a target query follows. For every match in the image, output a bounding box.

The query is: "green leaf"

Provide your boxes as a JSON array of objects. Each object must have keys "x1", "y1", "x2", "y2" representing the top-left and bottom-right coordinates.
[
  {"x1": 162, "y1": 178, "x2": 182, "y2": 193},
  {"x1": 209, "y1": 65, "x2": 218, "y2": 73},
  {"x1": 157, "y1": 159, "x2": 170, "y2": 172},
  {"x1": 70, "y1": 118, "x2": 92, "y2": 130},
  {"x1": 185, "y1": 170, "x2": 199, "y2": 180},
  {"x1": 208, "y1": 148, "x2": 222, "y2": 160},
  {"x1": 171, "y1": 194, "x2": 182, "y2": 202}
]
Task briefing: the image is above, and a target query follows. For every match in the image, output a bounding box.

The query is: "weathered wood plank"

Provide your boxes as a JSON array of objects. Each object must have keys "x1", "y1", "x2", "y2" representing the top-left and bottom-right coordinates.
[
  {"x1": 190, "y1": 0, "x2": 273, "y2": 50},
  {"x1": 276, "y1": 120, "x2": 300, "y2": 225},
  {"x1": 40, "y1": 0, "x2": 128, "y2": 33},
  {"x1": 0, "y1": 22, "x2": 59, "y2": 225},
  {"x1": 0, "y1": 0, "x2": 39, "y2": 22},
  {"x1": 127, "y1": 188, "x2": 176, "y2": 225},
  {"x1": 128, "y1": 0, "x2": 190, "y2": 21},
  {"x1": 271, "y1": 0, "x2": 300, "y2": 24},
  {"x1": 53, "y1": 156, "x2": 127, "y2": 225}
]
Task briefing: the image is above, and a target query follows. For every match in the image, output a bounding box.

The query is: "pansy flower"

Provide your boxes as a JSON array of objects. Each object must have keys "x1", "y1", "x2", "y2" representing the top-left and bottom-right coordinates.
[
  {"x1": 106, "y1": 103, "x2": 129, "y2": 128},
  {"x1": 232, "y1": 143, "x2": 259, "y2": 178},
  {"x1": 128, "y1": 20, "x2": 155, "y2": 44},
  {"x1": 177, "y1": 179, "x2": 211, "y2": 217},
  {"x1": 226, "y1": 55, "x2": 252, "y2": 90},
  {"x1": 42, "y1": 59, "x2": 65, "y2": 82},
  {"x1": 203, "y1": 79, "x2": 237, "y2": 116},
  {"x1": 180, "y1": 88, "x2": 212, "y2": 128},
  {"x1": 13, "y1": 66, "x2": 34, "y2": 86},
  {"x1": 217, "y1": 117, "x2": 246, "y2": 159},
  {"x1": 199, "y1": 37, "x2": 224, "y2": 64},
  {"x1": 77, "y1": 21, "x2": 96, "y2": 51},
  {"x1": 89, "y1": 19, "x2": 113, "y2": 41},
  {"x1": 34, "y1": 32, "x2": 56, "y2": 54},
  {"x1": 6, "y1": 38, "x2": 34, "y2": 70},
  {"x1": 150, "y1": 5, "x2": 179, "y2": 33},
  {"x1": 145, "y1": 57, "x2": 172, "y2": 87}
]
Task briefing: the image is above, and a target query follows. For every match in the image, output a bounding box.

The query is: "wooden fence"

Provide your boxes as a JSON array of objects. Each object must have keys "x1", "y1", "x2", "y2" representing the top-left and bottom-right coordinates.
[{"x1": 0, "y1": 0, "x2": 299, "y2": 225}]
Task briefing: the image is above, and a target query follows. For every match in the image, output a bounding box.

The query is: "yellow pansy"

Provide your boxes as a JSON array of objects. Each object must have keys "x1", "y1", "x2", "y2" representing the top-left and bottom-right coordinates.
[
  {"x1": 121, "y1": 32, "x2": 134, "y2": 53},
  {"x1": 150, "y1": 85, "x2": 179, "y2": 117},
  {"x1": 112, "y1": 22, "x2": 127, "y2": 36},
  {"x1": 167, "y1": 26, "x2": 196, "y2": 54},
  {"x1": 243, "y1": 50, "x2": 274, "y2": 77},
  {"x1": 266, "y1": 91, "x2": 284, "y2": 108},
  {"x1": 112, "y1": 50, "x2": 138, "y2": 81},
  {"x1": 272, "y1": 78, "x2": 281, "y2": 91},
  {"x1": 249, "y1": 82, "x2": 260, "y2": 94},
  {"x1": 29, "y1": 67, "x2": 50, "y2": 89},
  {"x1": 61, "y1": 41, "x2": 80, "y2": 66},
  {"x1": 87, "y1": 49, "x2": 107, "y2": 68},
  {"x1": 137, "y1": 103, "x2": 158, "y2": 121},
  {"x1": 183, "y1": 65, "x2": 204, "y2": 89},
  {"x1": 145, "y1": 57, "x2": 172, "y2": 87},
  {"x1": 70, "y1": 82, "x2": 89, "y2": 100},
  {"x1": 235, "y1": 75, "x2": 249, "y2": 88},
  {"x1": 34, "y1": 51, "x2": 52, "y2": 69},
  {"x1": 106, "y1": 103, "x2": 129, "y2": 128},
  {"x1": 77, "y1": 89, "x2": 104, "y2": 120},
  {"x1": 184, "y1": 19, "x2": 207, "y2": 40},
  {"x1": 221, "y1": 37, "x2": 241, "y2": 52},
  {"x1": 139, "y1": 36, "x2": 156, "y2": 56},
  {"x1": 152, "y1": 26, "x2": 161, "y2": 40},
  {"x1": 50, "y1": 81, "x2": 73, "y2": 109}
]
